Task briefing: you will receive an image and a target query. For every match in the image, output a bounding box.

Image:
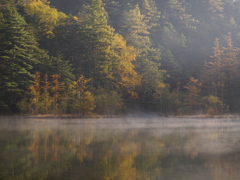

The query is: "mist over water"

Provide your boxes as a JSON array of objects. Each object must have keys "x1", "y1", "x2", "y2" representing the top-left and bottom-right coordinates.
[{"x1": 1, "y1": 116, "x2": 240, "y2": 179}]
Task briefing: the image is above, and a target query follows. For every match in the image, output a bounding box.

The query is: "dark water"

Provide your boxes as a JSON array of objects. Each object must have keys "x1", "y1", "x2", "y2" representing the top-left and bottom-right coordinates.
[{"x1": 1, "y1": 116, "x2": 240, "y2": 180}]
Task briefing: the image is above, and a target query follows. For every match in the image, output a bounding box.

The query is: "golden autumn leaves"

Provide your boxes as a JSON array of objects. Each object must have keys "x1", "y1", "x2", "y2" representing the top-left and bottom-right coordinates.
[{"x1": 19, "y1": 72, "x2": 95, "y2": 115}]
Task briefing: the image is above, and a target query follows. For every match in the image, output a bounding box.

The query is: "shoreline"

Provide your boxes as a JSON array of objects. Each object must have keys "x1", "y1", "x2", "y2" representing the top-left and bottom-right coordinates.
[
  {"x1": 0, "y1": 113, "x2": 239, "y2": 119},
  {"x1": 22, "y1": 113, "x2": 240, "y2": 119}
]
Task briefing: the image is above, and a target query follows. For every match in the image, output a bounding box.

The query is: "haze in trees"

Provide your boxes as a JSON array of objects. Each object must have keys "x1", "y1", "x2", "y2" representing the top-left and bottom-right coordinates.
[{"x1": 1, "y1": 0, "x2": 240, "y2": 115}]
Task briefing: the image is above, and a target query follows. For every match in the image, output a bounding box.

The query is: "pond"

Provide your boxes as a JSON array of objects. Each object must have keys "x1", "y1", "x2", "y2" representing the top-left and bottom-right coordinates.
[{"x1": 0, "y1": 116, "x2": 240, "y2": 180}]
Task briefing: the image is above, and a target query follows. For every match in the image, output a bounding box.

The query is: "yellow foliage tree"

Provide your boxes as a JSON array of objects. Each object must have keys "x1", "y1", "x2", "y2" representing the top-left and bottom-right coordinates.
[
  {"x1": 68, "y1": 75, "x2": 95, "y2": 115},
  {"x1": 202, "y1": 95, "x2": 228, "y2": 115},
  {"x1": 112, "y1": 33, "x2": 141, "y2": 98},
  {"x1": 42, "y1": 74, "x2": 51, "y2": 114},
  {"x1": 80, "y1": 91, "x2": 96, "y2": 116},
  {"x1": 24, "y1": 0, "x2": 67, "y2": 36}
]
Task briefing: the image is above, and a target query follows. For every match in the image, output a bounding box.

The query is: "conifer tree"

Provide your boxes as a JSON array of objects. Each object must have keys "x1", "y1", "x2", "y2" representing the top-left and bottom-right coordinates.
[
  {"x1": 51, "y1": 75, "x2": 64, "y2": 114},
  {"x1": 119, "y1": 4, "x2": 166, "y2": 109},
  {"x1": 184, "y1": 77, "x2": 201, "y2": 113},
  {"x1": 0, "y1": 5, "x2": 42, "y2": 111},
  {"x1": 202, "y1": 33, "x2": 240, "y2": 111},
  {"x1": 120, "y1": 4, "x2": 150, "y2": 49},
  {"x1": 77, "y1": 0, "x2": 115, "y2": 86},
  {"x1": 42, "y1": 74, "x2": 51, "y2": 114}
]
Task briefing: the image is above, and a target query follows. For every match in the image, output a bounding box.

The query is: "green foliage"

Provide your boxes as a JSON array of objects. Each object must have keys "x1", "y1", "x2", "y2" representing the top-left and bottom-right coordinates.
[
  {"x1": 120, "y1": 4, "x2": 150, "y2": 49},
  {"x1": 202, "y1": 95, "x2": 228, "y2": 115},
  {"x1": 94, "y1": 89, "x2": 124, "y2": 115},
  {"x1": 0, "y1": 5, "x2": 43, "y2": 112},
  {"x1": 65, "y1": 75, "x2": 95, "y2": 115},
  {"x1": 159, "y1": 23, "x2": 187, "y2": 49},
  {"x1": 154, "y1": 84, "x2": 183, "y2": 115},
  {"x1": 3, "y1": 0, "x2": 240, "y2": 115}
]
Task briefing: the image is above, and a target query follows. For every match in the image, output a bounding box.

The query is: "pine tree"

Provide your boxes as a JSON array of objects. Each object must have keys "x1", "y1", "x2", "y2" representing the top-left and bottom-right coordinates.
[
  {"x1": 120, "y1": 4, "x2": 150, "y2": 49},
  {"x1": 0, "y1": 5, "x2": 42, "y2": 112},
  {"x1": 183, "y1": 77, "x2": 201, "y2": 113},
  {"x1": 51, "y1": 75, "x2": 64, "y2": 114},
  {"x1": 77, "y1": 0, "x2": 115, "y2": 86},
  {"x1": 119, "y1": 4, "x2": 166, "y2": 109},
  {"x1": 202, "y1": 33, "x2": 240, "y2": 112}
]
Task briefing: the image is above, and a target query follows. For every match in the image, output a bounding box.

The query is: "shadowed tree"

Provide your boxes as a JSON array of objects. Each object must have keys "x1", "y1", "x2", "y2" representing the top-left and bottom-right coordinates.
[{"x1": 0, "y1": 5, "x2": 43, "y2": 112}]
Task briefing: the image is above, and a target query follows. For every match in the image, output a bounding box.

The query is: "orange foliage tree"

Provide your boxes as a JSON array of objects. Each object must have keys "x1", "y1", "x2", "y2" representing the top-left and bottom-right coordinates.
[{"x1": 184, "y1": 77, "x2": 201, "y2": 113}]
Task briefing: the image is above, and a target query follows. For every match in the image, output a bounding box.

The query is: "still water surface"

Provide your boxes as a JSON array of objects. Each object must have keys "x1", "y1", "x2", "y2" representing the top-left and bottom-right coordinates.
[{"x1": 1, "y1": 116, "x2": 240, "y2": 180}]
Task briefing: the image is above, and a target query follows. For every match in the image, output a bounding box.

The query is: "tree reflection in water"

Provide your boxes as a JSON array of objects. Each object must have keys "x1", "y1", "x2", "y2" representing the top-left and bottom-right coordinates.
[{"x1": 1, "y1": 117, "x2": 240, "y2": 179}]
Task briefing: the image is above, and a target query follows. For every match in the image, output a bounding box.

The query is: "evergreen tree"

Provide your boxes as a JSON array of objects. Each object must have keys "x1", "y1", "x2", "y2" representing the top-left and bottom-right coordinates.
[
  {"x1": 120, "y1": 4, "x2": 150, "y2": 49},
  {"x1": 201, "y1": 33, "x2": 240, "y2": 112},
  {"x1": 78, "y1": 0, "x2": 115, "y2": 85},
  {"x1": 119, "y1": 4, "x2": 166, "y2": 110},
  {"x1": 54, "y1": 0, "x2": 117, "y2": 89},
  {"x1": 0, "y1": 5, "x2": 42, "y2": 112}
]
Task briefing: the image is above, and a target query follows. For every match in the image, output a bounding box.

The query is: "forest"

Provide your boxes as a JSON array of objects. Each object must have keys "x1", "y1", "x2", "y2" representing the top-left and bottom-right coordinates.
[{"x1": 1, "y1": 0, "x2": 240, "y2": 116}]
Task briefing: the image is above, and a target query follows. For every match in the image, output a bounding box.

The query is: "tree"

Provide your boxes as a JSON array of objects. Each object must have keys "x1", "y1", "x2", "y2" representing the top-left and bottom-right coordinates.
[
  {"x1": 112, "y1": 33, "x2": 141, "y2": 98},
  {"x1": 28, "y1": 71, "x2": 41, "y2": 114},
  {"x1": 183, "y1": 77, "x2": 201, "y2": 113},
  {"x1": 23, "y1": 0, "x2": 67, "y2": 37},
  {"x1": 80, "y1": 91, "x2": 96, "y2": 116},
  {"x1": 94, "y1": 88, "x2": 124, "y2": 115},
  {"x1": 159, "y1": 22, "x2": 187, "y2": 50},
  {"x1": 202, "y1": 33, "x2": 240, "y2": 112},
  {"x1": 67, "y1": 75, "x2": 94, "y2": 115},
  {"x1": 119, "y1": 4, "x2": 166, "y2": 110},
  {"x1": 52, "y1": 0, "x2": 116, "y2": 88},
  {"x1": 0, "y1": 5, "x2": 43, "y2": 112},
  {"x1": 120, "y1": 4, "x2": 150, "y2": 49},
  {"x1": 157, "y1": 0, "x2": 198, "y2": 31},
  {"x1": 208, "y1": 0, "x2": 225, "y2": 20},
  {"x1": 42, "y1": 74, "x2": 51, "y2": 114},
  {"x1": 138, "y1": 0, "x2": 160, "y2": 32},
  {"x1": 202, "y1": 95, "x2": 228, "y2": 115}
]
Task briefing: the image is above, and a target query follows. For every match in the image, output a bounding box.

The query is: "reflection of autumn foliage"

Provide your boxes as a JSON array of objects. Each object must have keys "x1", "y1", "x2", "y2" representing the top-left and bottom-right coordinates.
[
  {"x1": 27, "y1": 128, "x2": 167, "y2": 179},
  {"x1": 7, "y1": 124, "x2": 240, "y2": 180},
  {"x1": 116, "y1": 142, "x2": 140, "y2": 180},
  {"x1": 28, "y1": 130, "x2": 66, "y2": 164},
  {"x1": 206, "y1": 155, "x2": 240, "y2": 180},
  {"x1": 28, "y1": 133, "x2": 40, "y2": 164}
]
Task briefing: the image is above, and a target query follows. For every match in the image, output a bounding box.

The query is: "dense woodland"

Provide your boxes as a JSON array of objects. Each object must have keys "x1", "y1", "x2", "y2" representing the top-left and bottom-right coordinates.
[{"x1": 1, "y1": 0, "x2": 240, "y2": 115}]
